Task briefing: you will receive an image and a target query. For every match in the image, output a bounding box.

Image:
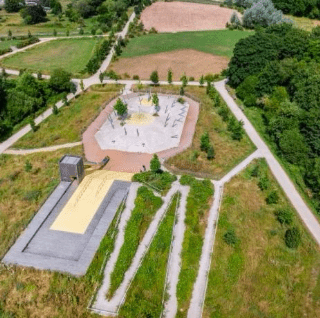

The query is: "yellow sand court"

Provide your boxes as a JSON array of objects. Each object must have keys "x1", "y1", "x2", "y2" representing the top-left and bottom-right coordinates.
[{"x1": 50, "y1": 171, "x2": 133, "y2": 234}]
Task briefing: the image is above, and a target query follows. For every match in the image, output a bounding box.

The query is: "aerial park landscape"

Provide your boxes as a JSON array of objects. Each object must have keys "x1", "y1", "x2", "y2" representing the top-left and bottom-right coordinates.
[{"x1": 2, "y1": 0, "x2": 320, "y2": 317}]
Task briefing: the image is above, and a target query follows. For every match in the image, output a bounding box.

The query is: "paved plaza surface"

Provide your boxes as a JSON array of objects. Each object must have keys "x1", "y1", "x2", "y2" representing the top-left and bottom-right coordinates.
[{"x1": 95, "y1": 94, "x2": 189, "y2": 153}]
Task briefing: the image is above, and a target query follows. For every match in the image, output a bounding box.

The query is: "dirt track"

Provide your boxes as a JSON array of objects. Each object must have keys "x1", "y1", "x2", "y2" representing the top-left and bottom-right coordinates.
[
  {"x1": 108, "y1": 49, "x2": 229, "y2": 81},
  {"x1": 140, "y1": 2, "x2": 235, "y2": 32}
]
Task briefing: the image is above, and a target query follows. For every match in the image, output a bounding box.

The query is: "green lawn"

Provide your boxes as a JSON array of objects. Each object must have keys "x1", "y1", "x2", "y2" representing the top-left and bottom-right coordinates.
[
  {"x1": 0, "y1": 37, "x2": 99, "y2": 77},
  {"x1": 0, "y1": 39, "x2": 19, "y2": 50},
  {"x1": 203, "y1": 159, "x2": 320, "y2": 318},
  {"x1": 119, "y1": 192, "x2": 180, "y2": 317},
  {"x1": 12, "y1": 84, "x2": 123, "y2": 149},
  {"x1": 107, "y1": 186, "x2": 163, "y2": 298},
  {"x1": 120, "y1": 30, "x2": 252, "y2": 59}
]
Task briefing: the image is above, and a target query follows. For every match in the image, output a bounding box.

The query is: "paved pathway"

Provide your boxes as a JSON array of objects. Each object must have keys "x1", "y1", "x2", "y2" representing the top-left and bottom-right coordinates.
[
  {"x1": 3, "y1": 142, "x2": 83, "y2": 155},
  {"x1": 215, "y1": 80, "x2": 320, "y2": 246},
  {"x1": 187, "y1": 150, "x2": 261, "y2": 318},
  {"x1": 162, "y1": 185, "x2": 189, "y2": 318}
]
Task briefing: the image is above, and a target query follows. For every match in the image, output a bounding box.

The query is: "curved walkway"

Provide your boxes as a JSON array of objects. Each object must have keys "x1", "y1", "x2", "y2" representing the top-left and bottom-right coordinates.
[{"x1": 3, "y1": 142, "x2": 83, "y2": 155}]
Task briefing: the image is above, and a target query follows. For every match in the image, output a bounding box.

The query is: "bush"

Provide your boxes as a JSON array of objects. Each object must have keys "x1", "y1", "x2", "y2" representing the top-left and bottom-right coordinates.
[
  {"x1": 200, "y1": 132, "x2": 210, "y2": 152},
  {"x1": 275, "y1": 208, "x2": 293, "y2": 225},
  {"x1": 266, "y1": 190, "x2": 279, "y2": 204},
  {"x1": 24, "y1": 160, "x2": 32, "y2": 172},
  {"x1": 177, "y1": 97, "x2": 185, "y2": 104},
  {"x1": 150, "y1": 70, "x2": 159, "y2": 85},
  {"x1": 258, "y1": 176, "x2": 269, "y2": 190},
  {"x1": 217, "y1": 104, "x2": 230, "y2": 122},
  {"x1": 16, "y1": 36, "x2": 39, "y2": 49},
  {"x1": 243, "y1": 0, "x2": 285, "y2": 28},
  {"x1": 207, "y1": 145, "x2": 215, "y2": 160},
  {"x1": 284, "y1": 227, "x2": 301, "y2": 248},
  {"x1": 133, "y1": 75, "x2": 140, "y2": 80},
  {"x1": 150, "y1": 154, "x2": 161, "y2": 173},
  {"x1": 223, "y1": 229, "x2": 239, "y2": 246}
]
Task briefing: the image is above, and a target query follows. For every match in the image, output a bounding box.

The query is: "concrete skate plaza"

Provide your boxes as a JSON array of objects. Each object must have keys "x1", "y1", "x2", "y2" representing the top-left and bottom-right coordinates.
[{"x1": 94, "y1": 94, "x2": 189, "y2": 154}]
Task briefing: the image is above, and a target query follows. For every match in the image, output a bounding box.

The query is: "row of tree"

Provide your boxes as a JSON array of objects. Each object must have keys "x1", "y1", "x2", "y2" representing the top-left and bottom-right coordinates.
[{"x1": 228, "y1": 23, "x2": 320, "y2": 212}]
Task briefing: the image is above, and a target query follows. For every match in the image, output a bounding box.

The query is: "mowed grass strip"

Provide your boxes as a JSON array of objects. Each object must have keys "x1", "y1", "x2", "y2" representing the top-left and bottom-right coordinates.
[
  {"x1": 203, "y1": 159, "x2": 320, "y2": 318},
  {"x1": 0, "y1": 38, "x2": 98, "y2": 76},
  {"x1": 13, "y1": 84, "x2": 123, "y2": 149},
  {"x1": 107, "y1": 186, "x2": 163, "y2": 298},
  {"x1": 120, "y1": 30, "x2": 252, "y2": 59},
  {"x1": 0, "y1": 146, "x2": 127, "y2": 318},
  {"x1": 176, "y1": 175, "x2": 214, "y2": 317},
  {"x1": 135, "y1": 85, "x2": 255, "y2": 179},
  {"x1": 119, "y1": 192, "x2": 180, "y2": 317}
]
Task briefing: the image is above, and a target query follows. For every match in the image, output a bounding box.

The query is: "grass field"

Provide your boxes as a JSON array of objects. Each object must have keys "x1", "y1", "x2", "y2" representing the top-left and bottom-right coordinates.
[
  {"x1": 0, "y1": 37, "x2": 98, "y2": 77},
  {"x1": 134, "y1": 85, "x2": 255, "y2": 179},
  {"x1": 119, "y1": 192, "x2": 180, "y2": 317},
  {"x1": 0, "y1": 146, "x2": 130, "y2": 317},
  {"x1": 12, "y1": 84, "x2": 123, "y2": 149},
  {"x1": 203, "y1": 159, "x2": 320, "y2": 318},
  {"x1": 286, "y1": 14, "x2": 320, "y2": 31},
  {"x1": 120, "y1": 30, "x2": 252, "y2": 59},
  {"x1": 107, "y1": 186, "x2": 163, "y2": 298},
  {"x1": 0, "y1": 39, "x2": 19, "y2": 50},
  {"x1": 177, "y1": 175, "x2": 214, "y2": 317}
]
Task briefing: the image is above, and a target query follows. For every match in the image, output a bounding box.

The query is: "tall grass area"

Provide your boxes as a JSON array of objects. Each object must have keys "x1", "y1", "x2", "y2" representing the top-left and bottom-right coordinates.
[
  {"x1": 132, "y1": 171, "x2": 177, "y2": 195},
  {"x1": 176, "y1": 175, "x2": 214, "y2": 317},
  {"x1": 107, "y1": 186, "x2": 163, "y2": 298},
  {"x1": 120, "y1": 30, "x2": 252, "y2": 59},
  {"x1": 135, "y1": 85, "x2": 255, "y2": 179},
  {"x1": 0, "y1": 38, "x2": 99, "y2": 77},
  {"x1": 0, "y1": 146, "x2": 122, "y2": 317},
  {"x1": 13, "y1": 84, "x2": 123, "y2": 149},
  {"x1": 119, "y1": 192, "x2": 180, "y2": 317},
  {"x1": 203, "y1": 159, "x2": 320, "y2": 317}
]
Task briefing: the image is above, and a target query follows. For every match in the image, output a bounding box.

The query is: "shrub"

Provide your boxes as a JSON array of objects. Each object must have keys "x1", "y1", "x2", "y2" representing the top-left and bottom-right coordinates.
[
  {"x1": 275, "y1": 208, "x2": 293, "y2": 225},
  {"x1": 177, "y1": 97, "x2": 185, "y2": 104},
  {"x1": 29, "y1": 119, "x2": 37, "y2": 132},
  {"x1": 24, "y1": 160, "x2": 32, "y2": 172},
  {"x1": 190, "y1": 150, "x2": 199, "y2": 161},
  {"x1": 200, "y1": 132, "x2": 210, "y2": 152},
  {"x1": 266, "y1": 190, "x2": 279, "y2": 204},
  {"x1": 223, "y1": 229, "x2": 239, "y2": 246},
  {"x1": 217, "y1": 104, "x2": 230, "y2": 122},
  {"x1": 150, "y1": 154, "x2": 161, "y2": 173},
  {"x1": 150, "y1": 70, "x2": 159, "y2": 85},
  {"x1": 52, "y1": 104, "x2": 59, "y2": 115},
  {"x1": 243, "y1": 0, "x2": 285, "y2": 29},
  {"x1": 189, "y1": 76, "x2": 195, "y2": 81},
  {"x1": 133, "y1": 75, "x2": 140, "y2": 80},
  {"x1": 199, "y1": 75, "x2": 204, "y2": 86},
  {"x1": 114, "y1": 98, "x2": 127, "y2": 117},
  {"x1": 258, "y1": 176, "x2": 269, "y2": 190},
  {"x1": 207, "y1": 145, "x2": 215, "y2": 160},
  {"x1": 284, "y1": 227, "x2": 301, "y2": 248},
  {"x1": 251, "y1": 164, "x2": 259, "y2": 177},
  {"x1": 20, "y1": 5, "x2": 47, "y2": 25},
  {"x1": 23, "y1": 190, "x2": 41, "y2": 202},
  {"x1": 204, "y1": 73, "x2": 215, "y2": 82}
]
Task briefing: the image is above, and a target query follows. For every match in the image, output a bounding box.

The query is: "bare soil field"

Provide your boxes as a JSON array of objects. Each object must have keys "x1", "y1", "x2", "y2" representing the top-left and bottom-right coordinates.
[
  {"x1": 109, "y1": 49, "x2": 229, "y2": 80},
  {"x1": 140, "y1": 1, "x2": 235, "y2": 32}
]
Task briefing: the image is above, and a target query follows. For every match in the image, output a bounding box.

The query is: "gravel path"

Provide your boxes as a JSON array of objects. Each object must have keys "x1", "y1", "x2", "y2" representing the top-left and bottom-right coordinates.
[
  {"x1": 3, "y1": 142, "x2": 83, "y2": 155},
  {"x1": 91, "y1": 181, "x2": 184, "y2": 316}
]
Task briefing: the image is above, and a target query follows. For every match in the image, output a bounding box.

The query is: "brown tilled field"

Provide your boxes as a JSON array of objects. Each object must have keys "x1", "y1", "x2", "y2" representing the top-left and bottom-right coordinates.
[
  {"x1": 140, "y1": 1, "x2": 235, "y2": 32},
  {"x1": 108, "y1": 49, "x2": 229, "y2": 80}
]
